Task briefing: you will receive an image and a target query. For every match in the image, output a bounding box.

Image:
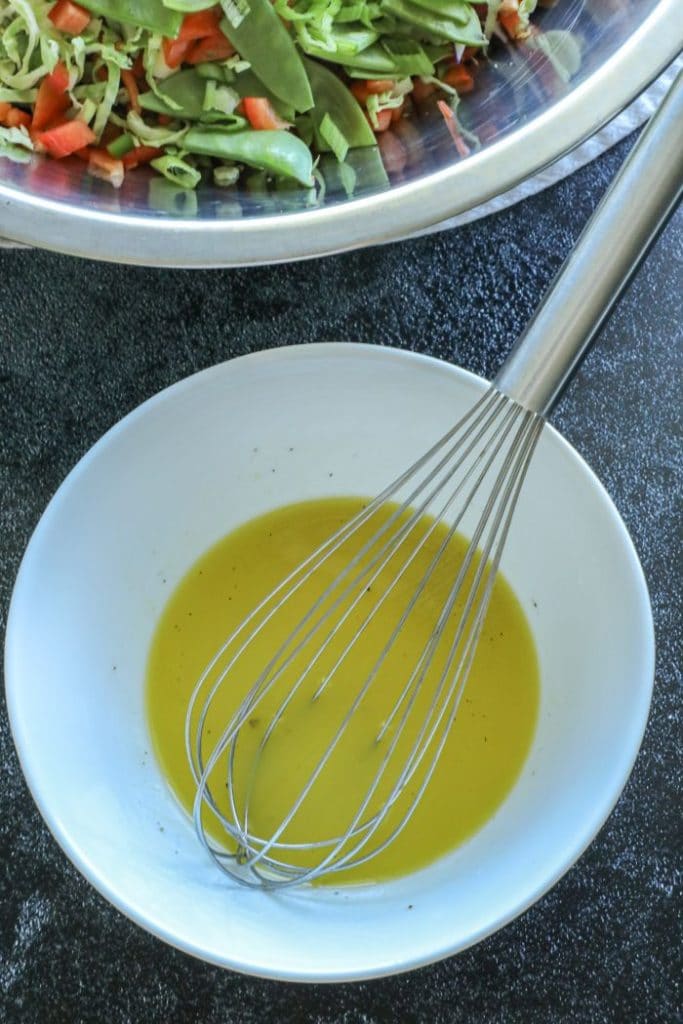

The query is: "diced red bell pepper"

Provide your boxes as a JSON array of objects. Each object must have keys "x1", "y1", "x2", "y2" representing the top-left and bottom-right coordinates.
[
  {"x1": 499, "y1": 12, "x2": 519, "y2": 35},
  {"x1": 177, "y1": 8, "x2": 222, "y2": 40},
  {"x1": 390, "y1": 100, "x2": 404, "y2": 123},
  {"x1": 351, "y1": 80, "x2": 395, "y2": 105},
  {"x1": 163, "y1": 36, "x2": 192, "y2": 69},
  {"x1": 242, "y1": 96, "x2": 290, "y2": 131},
  {"x1": 130, "y1": 54, "x2": 145, "y2": 81},
  {"x1": 36, "y1": 119, "x2": 95, "y2": 158},
  {"x1": 47, "y1": 62, "x2": 70, "y2": 92},
  {"x1": 367, "y1": 108, "x2": 392, "y2": 133},
  {"x1": 350, "y1": 82, "x2": 367, "y2": 105},
  {"x1": 120, "y1": 69, "x2": 140, "y2": 113},
  {"x1": 163, "y1": 7, "x2": 224, "y2": 68},
  {"x1": 32, "y1": 62, "x2": 70, "y2": 131},
  {"x1": 5, "y1": 107, "x2": 32, "y2": 129},
  {"x1": 443, "y1": 65, "x2": 475, "y2": 94},
  {"x1": 437, "y1": 99, "x2": 470, "y2": 158},
  {"x1": 48, "y1": 0, "x2": 91, "y2": 35},
  {"x1": 1, "y1": 102, "x2": 31, "y2": 128},
  {"x1": 411, "y1": 77, "x2": 436, "y2": 102},
  {"x1": 87, "y1": 148, "x2": 125, "y2": 188},
  {"x1": 499, "y1": 9, "x2": 522, "y2": 37},
  {"x1": 186, "y1": 33, "x2": 234, "y2": 64}
]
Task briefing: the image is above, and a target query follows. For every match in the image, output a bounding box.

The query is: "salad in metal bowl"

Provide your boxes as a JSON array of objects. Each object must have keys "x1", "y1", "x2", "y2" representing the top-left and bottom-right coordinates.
[{"x1": 0, "y1": 0, "x2": 580, "y2": 194}]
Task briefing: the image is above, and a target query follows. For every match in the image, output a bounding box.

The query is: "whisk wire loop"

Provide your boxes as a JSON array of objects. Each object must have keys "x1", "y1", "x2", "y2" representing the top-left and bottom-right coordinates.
[
  {"x1": 187, "y1": 391, "x2": 504, "y2": 812},
  {"x1": 269, "y1": 406, "x2": 544, "y2": 881},
  {"x1": 185, "y1": 388, "x2": 498, "y2": 789},
  {"x1": 186, "y1": 388, "x2": 544, "y2": 887}
]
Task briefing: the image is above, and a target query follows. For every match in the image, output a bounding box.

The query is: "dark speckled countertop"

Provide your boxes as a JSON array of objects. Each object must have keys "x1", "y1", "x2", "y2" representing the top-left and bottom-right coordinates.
[{"x1": 0, "y1": 135, "x2": 681, "y2": 1023}]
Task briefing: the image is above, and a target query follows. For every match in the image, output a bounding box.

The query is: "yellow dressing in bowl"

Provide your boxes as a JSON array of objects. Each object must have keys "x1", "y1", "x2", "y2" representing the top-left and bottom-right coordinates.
[{"x1": 146, "y1": 497, "x2": 539, "y2": 885}]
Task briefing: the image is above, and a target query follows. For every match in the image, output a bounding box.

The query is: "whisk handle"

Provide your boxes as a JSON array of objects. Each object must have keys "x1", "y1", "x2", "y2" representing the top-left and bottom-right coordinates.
[{"x1": 494, "y1": 70, "x2": 683, "y2": 416}]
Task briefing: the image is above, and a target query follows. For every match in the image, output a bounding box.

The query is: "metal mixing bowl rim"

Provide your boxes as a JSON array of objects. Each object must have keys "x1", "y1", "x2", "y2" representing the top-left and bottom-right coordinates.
[{"x1": 0, "y1": 0, "x2": 680, "y2": 267}]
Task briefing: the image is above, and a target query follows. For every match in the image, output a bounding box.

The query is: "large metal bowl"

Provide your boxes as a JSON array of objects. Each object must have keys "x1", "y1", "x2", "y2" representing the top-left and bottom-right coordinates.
[{"x1": 0, "y1": 0, "x2": 680, "y2": 266}]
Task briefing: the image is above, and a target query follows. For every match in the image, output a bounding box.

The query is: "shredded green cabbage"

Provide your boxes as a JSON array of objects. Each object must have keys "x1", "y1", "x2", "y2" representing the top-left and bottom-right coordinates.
[
  {"x1": 0, "y1": 121, "x2": 33, "y2": 160},
  {"x1": 151, "y1": 150, "x2": 201, "y2": 186},
  {"x1": 319, "y1": 111, "x2": 348, "y2": 161}
]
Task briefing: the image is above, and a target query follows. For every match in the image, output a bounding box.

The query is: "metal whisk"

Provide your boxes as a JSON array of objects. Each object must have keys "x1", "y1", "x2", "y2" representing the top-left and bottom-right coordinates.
[{"x1": 186, "y1": 74, "x2": 683, "y2": 888}]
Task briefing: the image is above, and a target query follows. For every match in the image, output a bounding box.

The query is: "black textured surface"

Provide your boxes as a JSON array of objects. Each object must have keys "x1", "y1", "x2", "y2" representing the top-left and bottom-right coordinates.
[{"x1": 1, "y1": 134, "x2": 681, "y2": 1023}]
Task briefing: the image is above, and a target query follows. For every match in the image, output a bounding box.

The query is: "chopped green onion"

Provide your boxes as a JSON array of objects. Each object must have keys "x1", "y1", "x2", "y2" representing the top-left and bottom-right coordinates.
[
  {"x1": 319, "y1": 112, "x2": 349, "y2": 163},
  {"x1": 151, "y1": 153, "x2": 202, "y2": 189},
  {"x1": 107, "y1": 132, "x2": 136, "y2": 158}
]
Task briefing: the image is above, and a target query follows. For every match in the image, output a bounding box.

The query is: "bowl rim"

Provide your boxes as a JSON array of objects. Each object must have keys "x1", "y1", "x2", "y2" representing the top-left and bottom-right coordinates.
[
  {"x1": 4, "y1": 343, "x2": 655, "y2": 981},
  {"x1": 0, "y1": 0, "x2": 680, "y2": 267}
]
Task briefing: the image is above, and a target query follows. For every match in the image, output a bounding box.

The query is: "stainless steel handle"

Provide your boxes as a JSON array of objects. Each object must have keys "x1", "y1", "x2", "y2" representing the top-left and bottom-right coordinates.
[{"x1": 494, "y1": 70, "x2": 683, "y2": 416}]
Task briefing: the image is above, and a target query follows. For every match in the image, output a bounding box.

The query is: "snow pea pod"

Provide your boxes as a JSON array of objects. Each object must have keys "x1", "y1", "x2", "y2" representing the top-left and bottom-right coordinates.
[
  {"x1": 162, "y1": 0, "x2": 215, "y2": 11},
  {"x1": 380, "y1": 0, "x2": 486, "y2": 45},
  {"x1": 139, "y1": 69, "x2": 206, "y2": 118},
  {"x1": 148, "y1": 177, "x2": 199, "y2": 217},
  {"x1": 305, "y1": 42, "x2": 396, "y2": 74},
  {"x1": 193, "y1": 63, "x2": 226, "y2": 82},
  {"x1": 317, "y1": 146, "x2": 389, "y2": 195},
  {"x1": 302, "y1": 29, "x2": 435, "y2": 76},
  {"x1": 370, "y1": 16, "x2": 452, "y2": 46},
  {"x1": 406, "y1": 0, "x2": 472, "y2": 24},
  {"x1": 345, "y1": 145, "x2": 389, "y2": 189},
  {"x1": 317, "y1": 155, "x2": 357, "y2": 198},
  {"x1": 380, "y1": 38, "x2": 436, "y2": 75},
  {"x1": 139, "y1": 70, "x2": 248, "y2": 125},
  {"x1": 76, "y1": 0, "x2": 182, "y2": 36},
  {"x1": 184, "y1": 126, "x2": 314, "y2": 186},
  {"x1": 273, "y1": 176, "x2": 318, "y2": 212},
  {"x1": 219, "y1": 0, "x2": 313, "y2": 113},
  {"x1": 302, "y1": 57, "x2": 375, "y2": 150}
]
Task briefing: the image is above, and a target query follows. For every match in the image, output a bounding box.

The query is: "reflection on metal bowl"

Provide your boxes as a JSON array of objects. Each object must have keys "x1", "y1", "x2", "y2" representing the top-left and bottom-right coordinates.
[{"x1": 0, "y1": 0, "x2": 680, "y2": 266}]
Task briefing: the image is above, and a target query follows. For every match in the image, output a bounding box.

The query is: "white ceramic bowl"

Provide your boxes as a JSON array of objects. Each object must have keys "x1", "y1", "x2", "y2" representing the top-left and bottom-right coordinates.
[{"x1": 5, "y1": 344, "x2": 654, "y2": 981}]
